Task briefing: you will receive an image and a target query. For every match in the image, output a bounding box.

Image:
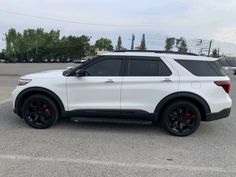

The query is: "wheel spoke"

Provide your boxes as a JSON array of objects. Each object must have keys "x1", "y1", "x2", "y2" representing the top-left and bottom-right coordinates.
[
  {"x1": 24, "y1": 98, "x2": 55, "y2": 127},
  {"x1": 167, "y1": 105, "x2": 198, "y2": 135}
]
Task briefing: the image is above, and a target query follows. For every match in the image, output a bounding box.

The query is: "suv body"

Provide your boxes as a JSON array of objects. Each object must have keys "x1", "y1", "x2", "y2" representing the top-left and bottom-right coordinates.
[{"x1": 12, "y1": 51, "x2": 232, "y2": 136}]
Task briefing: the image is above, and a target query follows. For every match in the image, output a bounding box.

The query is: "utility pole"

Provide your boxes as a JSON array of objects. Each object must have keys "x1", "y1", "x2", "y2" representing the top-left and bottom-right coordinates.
[{"x1": 207, "y1": 40, "x2": 212, "y2": 57}]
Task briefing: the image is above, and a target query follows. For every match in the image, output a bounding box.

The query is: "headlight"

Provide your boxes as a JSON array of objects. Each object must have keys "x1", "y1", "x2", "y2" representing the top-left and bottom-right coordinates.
[{"x1": 17, "y1": 79, "x2": 32, "y2": 86}]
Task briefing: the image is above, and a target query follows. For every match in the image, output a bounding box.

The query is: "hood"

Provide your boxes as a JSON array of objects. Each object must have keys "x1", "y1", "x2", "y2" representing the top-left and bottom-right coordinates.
[{"x1": 21, "y1": 70, "x2": 65, "y2": 79}]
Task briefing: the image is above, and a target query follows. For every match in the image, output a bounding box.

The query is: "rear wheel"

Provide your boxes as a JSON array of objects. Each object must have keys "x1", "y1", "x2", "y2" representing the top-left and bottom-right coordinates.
[
  {"x1": 161, "y1": 101, "x2": 201, "y2": 136},
  {"x1": 22, "y1": 95, "x2": 59, "y2": 129}
]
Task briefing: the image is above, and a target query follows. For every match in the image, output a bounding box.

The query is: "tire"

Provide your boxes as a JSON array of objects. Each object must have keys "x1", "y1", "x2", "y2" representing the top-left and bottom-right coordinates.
[
  {"x1": 22, "y1": 94, "x2": 59, "y2": 129},
  {"x1": 161, "y1": 100, "x2": 201, "y2": 136}
]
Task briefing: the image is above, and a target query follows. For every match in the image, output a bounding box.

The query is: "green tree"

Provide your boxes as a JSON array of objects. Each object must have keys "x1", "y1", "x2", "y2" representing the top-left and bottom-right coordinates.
[
  {"x1": 59, "y1": 35, "x2": 91, "y2": 59},
  {"x1": 116, "y1": 36, "x2": 123, "y2": 51},
  {"x1": 4, "y1": 28, "x2": 61, "y2": 62},
  {"x1": 140, "y1": 33, "x2": 146, "y2": 50},
  {"x1": 178, "y1": 37, "x2": 188, "y2": 53},
  {"x1": 165, "y1": 38, "x2": 175, "y2": 51},
  {"x1": 88, "y1": 45, "x2": 97, "y2": 56},
  {"x1": 5, "y1": 28, "x2": 18, "y2": 62},
  {"x1": 211, "y1": 49, "x2": 220, "y2": 58},
  {"x1": 0, "y1": 50, "x2": 5, "y2": 59},
  {"x1": 95, "y1": 38, "x2": 114, "y2": 51}
]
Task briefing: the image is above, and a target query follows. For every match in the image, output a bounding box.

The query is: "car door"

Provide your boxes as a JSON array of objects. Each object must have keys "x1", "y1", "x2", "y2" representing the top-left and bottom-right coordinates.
[
  {"x1": 66, "y1": 56, "x2": 124, "y2": 111},
  {"x1": 121, "y1": 57, "x2": 179, "y2": 113}
]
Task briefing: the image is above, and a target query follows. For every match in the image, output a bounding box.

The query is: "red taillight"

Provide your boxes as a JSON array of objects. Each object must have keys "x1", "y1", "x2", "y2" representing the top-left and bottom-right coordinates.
[{"x1": 214, "y1": 80, "x2": 231, "y2": 94}]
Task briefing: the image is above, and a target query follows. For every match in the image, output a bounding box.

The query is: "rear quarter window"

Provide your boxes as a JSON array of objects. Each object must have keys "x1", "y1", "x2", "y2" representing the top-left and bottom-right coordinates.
[{"x1": 175, "y1": 59, "x2": 225, "y2": 76}]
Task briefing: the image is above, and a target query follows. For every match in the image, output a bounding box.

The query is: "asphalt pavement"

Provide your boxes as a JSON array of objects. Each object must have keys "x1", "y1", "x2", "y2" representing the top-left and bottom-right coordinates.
[{"x1": 0, "y1": 64, "x2": 235, "y2": 177}]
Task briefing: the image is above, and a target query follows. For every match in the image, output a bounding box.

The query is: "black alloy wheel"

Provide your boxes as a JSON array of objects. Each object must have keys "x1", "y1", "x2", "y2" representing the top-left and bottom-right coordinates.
[
  {"x1": 161, "y1": 101, "x2": 201, "y2": 136},
  {"x1": 22, "y1": 95, "x2": 59, "y2": 129}
]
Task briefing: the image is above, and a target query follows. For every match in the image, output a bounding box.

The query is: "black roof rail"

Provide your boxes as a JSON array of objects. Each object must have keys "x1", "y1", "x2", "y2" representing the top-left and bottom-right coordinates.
[{"x1": 114, "y1": 50, "x2": 198, "y2": 56}]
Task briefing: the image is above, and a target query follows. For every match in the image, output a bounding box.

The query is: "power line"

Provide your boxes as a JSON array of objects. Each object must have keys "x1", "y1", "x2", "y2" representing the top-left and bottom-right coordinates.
[{"x1": 0, "y1": 8, "x2": 154, "y2": 27}]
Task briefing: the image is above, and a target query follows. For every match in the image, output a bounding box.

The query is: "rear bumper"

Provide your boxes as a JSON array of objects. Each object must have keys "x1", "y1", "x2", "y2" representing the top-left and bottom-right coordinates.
[{"x1": 205, "y1": 108, "x2": 231, "y2": 121}]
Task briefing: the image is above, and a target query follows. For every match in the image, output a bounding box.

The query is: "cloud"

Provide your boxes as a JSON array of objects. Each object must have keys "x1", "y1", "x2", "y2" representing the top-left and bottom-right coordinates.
[
  {"x1": 213, "y1": 27, "x2": 236, "y2": 44},
  {"x1": 1, "y1": 0, "x2": 236, "y2": 55}
]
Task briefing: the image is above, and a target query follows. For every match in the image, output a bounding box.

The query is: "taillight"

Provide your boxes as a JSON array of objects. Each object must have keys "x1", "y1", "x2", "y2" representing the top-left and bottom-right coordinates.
[{"x1": 214, "y1": 80, "x2": 230, "y2": 94}]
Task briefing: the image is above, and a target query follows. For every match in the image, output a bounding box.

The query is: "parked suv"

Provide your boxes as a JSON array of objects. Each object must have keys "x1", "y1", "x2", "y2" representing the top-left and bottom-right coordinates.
[{"x1": 12, "y1": 51, "x2": 232, "y2": 136}]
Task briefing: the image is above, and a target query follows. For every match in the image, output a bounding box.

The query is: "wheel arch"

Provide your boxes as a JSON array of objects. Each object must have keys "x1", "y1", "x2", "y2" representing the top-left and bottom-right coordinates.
[
  {"x1": 15, "y1": 87, "x2": 65, "y2": 118},
  {"x1": 154, "y1": 92, "x2": 211, "y2": 121}
]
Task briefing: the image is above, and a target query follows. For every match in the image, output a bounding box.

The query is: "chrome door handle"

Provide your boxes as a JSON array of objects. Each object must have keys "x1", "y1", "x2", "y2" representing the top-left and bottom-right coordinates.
[
  {"x1": 104, "y1": 79, "x2": 114, "y2": 84},
  {"x1": 161, "y1": 78, "x2": 172, "y2": 82}
]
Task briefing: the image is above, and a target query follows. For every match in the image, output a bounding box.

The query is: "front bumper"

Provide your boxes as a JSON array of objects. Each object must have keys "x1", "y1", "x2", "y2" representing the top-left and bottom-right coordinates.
[{"x1": 205, "y1": 108, "x2": 231, "y2": 121}]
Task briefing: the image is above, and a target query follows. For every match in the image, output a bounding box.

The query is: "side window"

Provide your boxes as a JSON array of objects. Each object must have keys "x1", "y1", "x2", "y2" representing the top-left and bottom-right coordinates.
[
  {"x1": 126, "y1": 58, "x2": 171, "y2": 76},
  {"x1": 159, "y1": 60, "x2": 172, "y2": 76},
  {"x1": 85, "y1": 59, "x2": 122, "y2": 76},
  {"x1": 175, "y1": 59, "x2": 225, "y2": 76}
]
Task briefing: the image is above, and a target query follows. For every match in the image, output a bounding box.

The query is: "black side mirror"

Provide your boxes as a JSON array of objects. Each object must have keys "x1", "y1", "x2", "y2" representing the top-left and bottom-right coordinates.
[{"x1": 76, "y1": 69, "x2": 86, "y2": 77}]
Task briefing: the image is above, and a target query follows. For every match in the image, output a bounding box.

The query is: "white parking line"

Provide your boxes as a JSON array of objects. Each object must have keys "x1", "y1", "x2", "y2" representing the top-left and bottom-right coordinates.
[
  {"x1": 0, "y1": 154, "x2": 235, "y2": 173},
  {"x1": 0, "y1": 98, "x2": 12, "y2": 105}
]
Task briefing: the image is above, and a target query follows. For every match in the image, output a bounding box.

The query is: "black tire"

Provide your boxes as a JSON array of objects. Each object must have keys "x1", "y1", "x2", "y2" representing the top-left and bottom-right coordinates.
[
  {"x1": 22, "y1": 94, "x2": 59, "y2": 129},
  {"x1": 161, "y1": 100, "x2": 201, "y2": 136}
]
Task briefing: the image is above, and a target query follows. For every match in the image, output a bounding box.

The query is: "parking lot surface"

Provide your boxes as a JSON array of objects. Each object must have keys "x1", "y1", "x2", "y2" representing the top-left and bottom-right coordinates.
[{"x1": 0, "y1": 64, "x2": 236, "y2": 177}]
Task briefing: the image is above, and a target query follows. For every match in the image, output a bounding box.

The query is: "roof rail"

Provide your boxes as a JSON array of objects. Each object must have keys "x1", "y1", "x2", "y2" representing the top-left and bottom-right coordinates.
[{"x1": 114, "y1": 50, "x2": 198, "y2": 56}]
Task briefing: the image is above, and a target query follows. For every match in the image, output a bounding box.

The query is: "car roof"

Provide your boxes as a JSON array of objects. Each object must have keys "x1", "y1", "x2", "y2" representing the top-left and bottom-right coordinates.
[{"x1": 100, "y1": 51, "x2": 217, "y2": 61}]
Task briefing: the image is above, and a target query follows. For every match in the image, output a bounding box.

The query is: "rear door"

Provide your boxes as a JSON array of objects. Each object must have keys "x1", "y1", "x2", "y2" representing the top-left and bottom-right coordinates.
[{"x1": 121, "y1": 56, "x2": 179, "y2": 113}]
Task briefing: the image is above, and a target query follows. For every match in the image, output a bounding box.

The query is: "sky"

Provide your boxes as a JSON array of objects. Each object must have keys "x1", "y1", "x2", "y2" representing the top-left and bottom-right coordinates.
[{"x1": 1, "y1": 0, "x2": 236, "y2": 55}]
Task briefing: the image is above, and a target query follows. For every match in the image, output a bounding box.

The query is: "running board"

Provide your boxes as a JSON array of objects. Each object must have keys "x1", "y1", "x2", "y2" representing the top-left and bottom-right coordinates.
[{"x1": 70, "y1": 117, "x2": 152, "y2": 125}]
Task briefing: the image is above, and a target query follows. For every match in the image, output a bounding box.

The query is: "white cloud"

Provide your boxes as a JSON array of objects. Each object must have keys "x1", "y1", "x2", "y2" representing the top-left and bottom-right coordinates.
[
  {"x1": 213, "y1": 27, "x2": 236, "y2": 44},
  {"x1": 1, "y1": 0, "x2": 236, "y2": 55}
]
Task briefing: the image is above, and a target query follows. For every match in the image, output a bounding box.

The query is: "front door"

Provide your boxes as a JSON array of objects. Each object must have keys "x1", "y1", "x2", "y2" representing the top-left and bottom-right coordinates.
[{"x1": 67, "y1": 57, "x2": 123, "y2": 111}]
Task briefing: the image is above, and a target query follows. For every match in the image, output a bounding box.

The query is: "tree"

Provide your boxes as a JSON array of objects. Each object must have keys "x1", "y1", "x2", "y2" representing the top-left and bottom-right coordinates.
[
  {"x1": 140, "y1": 33, "x2": 146, "y2": 50},
  {"x1": 59, "y1": 35, "x2": 91, "y2": 59},
  {"x1": 165, "y1": 38, "x2": 175, "y2": 51},
  {"x1": 95, "y1": 38, "x2": 114, "y2": 51},
  {"x1": 177, "y1": 37, "x2": 188, "y2": 53},
  {"x1": 88, "y1": 45, "x2": 97, "y2": 56},
  {"x1": 211, "y1": 49, "x2": 220, "y2": 58},
  {"x1": 5, "y1": 28, "x2": 18, "y2": 62},
  {"x1": 131, "y1": 34, "x2": 135, "y2": 50},
  {"x1": 0, "y1": 50, "x2": 5, "y2": 59},
  {"x1": 4, "y1": 28, "x2": 92, "y2": 62},
  {"x1": 116, "y1": 36, "x2": 123, "y2": 51}
]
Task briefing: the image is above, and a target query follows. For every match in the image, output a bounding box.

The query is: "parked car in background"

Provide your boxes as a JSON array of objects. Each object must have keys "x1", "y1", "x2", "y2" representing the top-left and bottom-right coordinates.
[
  {"x1": 219, "y1": 57, "x2": 236, "y2": 74},
  {"x1": 28, "y1": 58, "x2": 34, "y2": 63},
  {"x1": 74, "y1": 59, "x2": 86, "y2": 64},
  {"x1": 0, "y1": 59, "x2": 5, "y2": 63},
  {"x1": 49, "y1": 59, "x2": 56, "y2": 63},
  {"x1": 42, "y1": 58, "x2": 48, "y2": 63},
  {"x1": 66, "y1": 58, "x2": 72, "y2": 63}
]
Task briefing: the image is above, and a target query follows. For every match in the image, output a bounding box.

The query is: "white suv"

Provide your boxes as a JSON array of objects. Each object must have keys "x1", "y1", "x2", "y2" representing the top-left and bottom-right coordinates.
[{"x1": 12, "y1": 51, "x2": 232, "y2": 136}]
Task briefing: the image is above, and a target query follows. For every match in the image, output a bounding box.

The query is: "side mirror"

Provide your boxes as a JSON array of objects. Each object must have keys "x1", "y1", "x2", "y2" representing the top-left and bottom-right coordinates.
[{"x1": 76, "y1": 69, "x2": 86, "y2": 77}]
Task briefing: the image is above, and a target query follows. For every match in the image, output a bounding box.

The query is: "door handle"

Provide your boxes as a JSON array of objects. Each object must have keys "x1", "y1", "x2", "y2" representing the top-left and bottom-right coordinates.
[
  {"x1": 161, "y1": 78, "x2": 172, "y2": 82},
  {"x1": 104, "y1": 79, "x2": 115, "y2": 84}
]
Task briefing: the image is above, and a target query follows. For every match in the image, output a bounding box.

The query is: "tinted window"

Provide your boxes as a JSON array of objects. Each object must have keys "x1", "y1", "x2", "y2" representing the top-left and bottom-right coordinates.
[
  {"x1": 85, "y1": 59, "x2": 122, "y2": 76},
  {"x1": 159, "y1": 60, "x2": 172, "y2": 76},
  {"x1": 126, "y1": 59, "x2": 171, "y2": 76},
  {"x1": 176, "y1": 59, "x2": 225, "y2": 76},
  {"x1": 218, "y1": 59, "x2": 230, "y2": 67}
]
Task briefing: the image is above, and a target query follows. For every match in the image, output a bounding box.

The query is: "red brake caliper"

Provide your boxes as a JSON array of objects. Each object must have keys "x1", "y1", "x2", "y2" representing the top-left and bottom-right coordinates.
[
  {"x1": 184, "y1": 112, "x2": 191, "y2": 124},
  {"x1": 44, "y1": 107, "x2": 52, "y2": 116}
]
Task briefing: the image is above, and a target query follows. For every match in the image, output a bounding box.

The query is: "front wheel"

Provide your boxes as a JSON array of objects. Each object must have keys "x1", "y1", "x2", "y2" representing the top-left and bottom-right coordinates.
[
  {"x1": 161, "y1": 101, "x2": 201, "y2": 136},
  {"x1": 22, "y1": 95, "x2": 59, "y2": 129}
]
